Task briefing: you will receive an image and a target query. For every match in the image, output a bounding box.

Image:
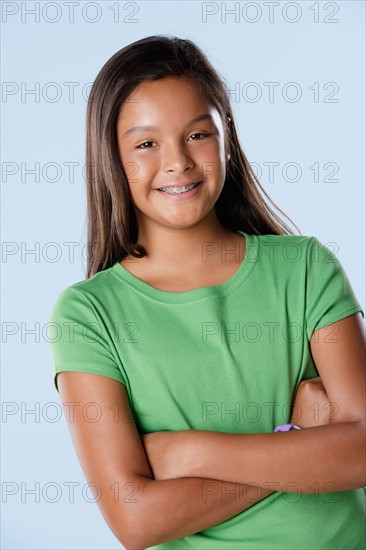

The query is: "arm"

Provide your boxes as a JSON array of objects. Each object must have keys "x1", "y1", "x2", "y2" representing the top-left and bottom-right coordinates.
[
  {"x1": 57, "y1": 371, "x2": 272, "y2": 550},
  {"x1": 144, "y1": 314, "x2": 366, "y2": 495}
]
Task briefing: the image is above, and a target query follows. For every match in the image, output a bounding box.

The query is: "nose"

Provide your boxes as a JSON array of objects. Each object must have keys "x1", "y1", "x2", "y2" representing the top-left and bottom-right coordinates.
[{"x1": 162, "y1": 141, "x2": 194, "y2": 173}]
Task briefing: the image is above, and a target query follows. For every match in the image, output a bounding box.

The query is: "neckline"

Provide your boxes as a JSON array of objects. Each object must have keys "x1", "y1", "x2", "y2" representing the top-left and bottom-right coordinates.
[{"x1": 110, "y1": 230, "x2": 258, "y2": 304}]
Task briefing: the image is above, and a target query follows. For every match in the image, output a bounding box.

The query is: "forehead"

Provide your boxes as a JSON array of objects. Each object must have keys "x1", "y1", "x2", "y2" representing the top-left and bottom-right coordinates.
[{"x1": 117, "y1": 76, "x2": 218, "y2": 127}]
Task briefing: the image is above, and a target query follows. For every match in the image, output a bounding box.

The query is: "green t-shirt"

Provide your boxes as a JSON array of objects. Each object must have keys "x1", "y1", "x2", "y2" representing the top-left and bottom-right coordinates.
[{"x1": 49, "y1": 231, "x2": 365, "y2": 549}]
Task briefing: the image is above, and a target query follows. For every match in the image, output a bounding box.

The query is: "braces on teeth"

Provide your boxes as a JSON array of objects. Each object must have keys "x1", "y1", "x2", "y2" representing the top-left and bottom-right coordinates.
[{"x1": 158, "y1": 182, "x2": 199, "y2": 194}]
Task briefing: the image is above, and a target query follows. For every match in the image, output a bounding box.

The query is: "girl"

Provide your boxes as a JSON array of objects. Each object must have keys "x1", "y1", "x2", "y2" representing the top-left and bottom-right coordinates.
[{"x1": 49, "y1": 35, "x2": 365, "y2": 549}]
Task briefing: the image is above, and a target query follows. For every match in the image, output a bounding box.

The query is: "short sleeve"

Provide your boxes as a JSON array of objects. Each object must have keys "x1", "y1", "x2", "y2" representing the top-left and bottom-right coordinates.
[
  {"x1": 305, "y1": 236, "x2": 364, "y2": 341},
  {"x1": 48, "y1": 286, "x2": 128, "y2": 393}
]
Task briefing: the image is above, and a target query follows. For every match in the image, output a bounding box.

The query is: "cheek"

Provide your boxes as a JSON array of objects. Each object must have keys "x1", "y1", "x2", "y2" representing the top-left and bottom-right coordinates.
[
  {"x1": 200, "y1": 145, "x2": 226, "y2": 182},
  {"x1": 118, "y1": 148, "x2": 151, "y2": 190},
  {"x1": 129, "y1": 154, "x2": 158, "y2": 188},
  {"x1": 127, "y1": 163, "x2": 158, "y2": 206},
  {"x1": 197, "y1": 141, "x2": 226, "y2": 169}
]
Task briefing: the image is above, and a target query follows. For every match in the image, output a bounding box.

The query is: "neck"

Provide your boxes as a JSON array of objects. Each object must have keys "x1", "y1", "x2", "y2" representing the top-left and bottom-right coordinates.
[{"x1": 132, "y1": 212, "x2": 241, "y2": 270}]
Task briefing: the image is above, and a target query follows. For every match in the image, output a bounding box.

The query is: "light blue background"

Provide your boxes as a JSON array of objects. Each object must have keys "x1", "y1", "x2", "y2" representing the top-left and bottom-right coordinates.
[{"x1": 2, "y1": 1, "x2": 365, "y2": 548}]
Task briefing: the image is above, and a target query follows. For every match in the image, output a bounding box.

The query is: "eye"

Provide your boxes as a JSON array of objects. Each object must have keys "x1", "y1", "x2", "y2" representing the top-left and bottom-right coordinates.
[
  {"x1": 137, "y1": 141, "x2": 156, "y2": 149},
  {"x1": 136, "y1": 133, "x2": 210, "y2": 149},
  {"x1": 188, "y1": 132, "x2": 210, "y2": 140}
]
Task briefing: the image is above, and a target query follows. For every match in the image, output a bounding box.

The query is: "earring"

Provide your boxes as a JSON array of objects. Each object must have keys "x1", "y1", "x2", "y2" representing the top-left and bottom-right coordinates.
[{"x1": 227, "y1": 153, "x2": 231, "y2": 161}]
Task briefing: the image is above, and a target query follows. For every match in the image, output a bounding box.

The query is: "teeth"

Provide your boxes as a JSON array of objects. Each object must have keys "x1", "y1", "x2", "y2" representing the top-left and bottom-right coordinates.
[{"x1": 158, "y1": 182, "x2": 199, "y2": 194}]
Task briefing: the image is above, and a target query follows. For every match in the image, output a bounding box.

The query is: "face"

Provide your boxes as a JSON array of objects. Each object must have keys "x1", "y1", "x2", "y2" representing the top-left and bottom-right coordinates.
[{"x1": 116, "y1": 76, "x2": 229, "y2": 233}]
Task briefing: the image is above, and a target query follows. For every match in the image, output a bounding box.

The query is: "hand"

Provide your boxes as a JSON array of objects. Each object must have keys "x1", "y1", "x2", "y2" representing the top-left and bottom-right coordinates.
[
  {"x1": 291, "y1": 376, "x2": 338, "y2": 428},
  {"x1": 141, "y1": 430, "x2": 194, "y2": 481}
]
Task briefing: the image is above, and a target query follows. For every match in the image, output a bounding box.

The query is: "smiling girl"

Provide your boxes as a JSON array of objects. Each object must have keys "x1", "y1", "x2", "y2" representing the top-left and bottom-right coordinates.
[{"x1": 49, "y1": 35, "x2": 365, "y2": 549}]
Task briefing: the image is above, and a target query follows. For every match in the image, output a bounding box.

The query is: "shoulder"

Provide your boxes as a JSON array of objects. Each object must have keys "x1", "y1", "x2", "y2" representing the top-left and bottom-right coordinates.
[
  {"x1": 53, "y1": 266, "x2": 114, "y2": 305},
  {"x1": 254, "y1": 233, "x2": 315, "y2": 264},
  {"x1": 50, "y1": 267, "x2": 117, "y2": 321},
  {"x1": 250, "y1": 233, "x2": 341, "y2": 278},
  {"x1": 256, "y1": 233, "x2": 313, "y2": 246}
]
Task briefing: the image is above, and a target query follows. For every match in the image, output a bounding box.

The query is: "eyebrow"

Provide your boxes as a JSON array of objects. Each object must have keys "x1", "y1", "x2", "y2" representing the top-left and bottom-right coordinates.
[{"x1": 121, "y1": 113, "x2": 215, "y2": 139}]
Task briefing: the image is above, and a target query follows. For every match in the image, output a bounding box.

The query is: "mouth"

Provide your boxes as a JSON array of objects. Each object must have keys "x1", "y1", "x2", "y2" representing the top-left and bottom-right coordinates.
[{"x1": 156, "y1": 181, "x2": 202, "y2": 195}]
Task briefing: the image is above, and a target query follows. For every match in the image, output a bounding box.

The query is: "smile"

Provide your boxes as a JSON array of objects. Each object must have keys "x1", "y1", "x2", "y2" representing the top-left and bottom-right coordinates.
[{"x1": 157, "y1": 181, "x2": 201, "y2": 194}]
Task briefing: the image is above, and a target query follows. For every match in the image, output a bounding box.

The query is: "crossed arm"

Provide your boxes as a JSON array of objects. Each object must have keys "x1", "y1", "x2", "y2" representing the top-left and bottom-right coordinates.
[
  {"x1": 58, "y1": 313, "x2": 365, "y2": 548},
  {"x1": 143, "y1": 314, "x2": 366, "y2": 494}
]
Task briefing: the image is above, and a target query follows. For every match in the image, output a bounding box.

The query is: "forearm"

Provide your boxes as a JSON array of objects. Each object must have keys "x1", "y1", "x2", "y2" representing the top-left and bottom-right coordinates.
[
  {"x1": 186, "y1": 422, "x2": 366, "y2": 494},
  {"x1": 126, "y1": 475, "x2": 273, "y2": 548}
]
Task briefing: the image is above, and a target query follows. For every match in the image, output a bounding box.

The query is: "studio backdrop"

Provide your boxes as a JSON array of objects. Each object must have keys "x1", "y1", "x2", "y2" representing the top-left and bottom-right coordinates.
[{"x1": 2, "y1": 1, "x2": 365, "y2": 549}]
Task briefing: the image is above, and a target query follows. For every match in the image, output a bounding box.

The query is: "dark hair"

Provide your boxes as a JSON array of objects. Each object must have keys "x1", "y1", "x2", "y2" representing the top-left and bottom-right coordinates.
[{"x1": 85, "y1": 34, "x2": 301, "y2": 278}]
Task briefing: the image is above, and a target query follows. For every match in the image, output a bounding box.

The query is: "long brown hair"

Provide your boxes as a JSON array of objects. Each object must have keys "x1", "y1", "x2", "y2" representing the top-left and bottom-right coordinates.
[{"x1": 85, "y1": 34, "x2": 301, "y2": 278}]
